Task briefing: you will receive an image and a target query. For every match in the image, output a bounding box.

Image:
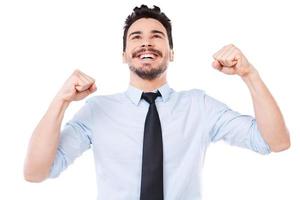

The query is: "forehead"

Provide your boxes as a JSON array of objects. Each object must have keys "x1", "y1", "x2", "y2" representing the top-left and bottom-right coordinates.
[{"x1": 127, "y1": 18, "x2": 167, "y2": 36}]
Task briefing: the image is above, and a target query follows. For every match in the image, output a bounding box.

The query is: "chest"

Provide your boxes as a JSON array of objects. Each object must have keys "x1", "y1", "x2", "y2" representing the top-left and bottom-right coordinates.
[{"x1": 90, "y1": 101, "x2": 208, "y2": 164}]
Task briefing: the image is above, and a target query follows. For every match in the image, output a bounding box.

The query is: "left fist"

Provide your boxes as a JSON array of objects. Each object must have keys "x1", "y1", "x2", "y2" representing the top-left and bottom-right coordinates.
[{"x1": 212, "y1": 44, "x2": 255, "y2": 77}]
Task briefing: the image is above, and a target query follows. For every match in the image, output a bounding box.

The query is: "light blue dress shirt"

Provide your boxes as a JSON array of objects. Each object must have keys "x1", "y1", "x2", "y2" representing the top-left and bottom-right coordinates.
[{"x1": 49, "y1": 83, "x2": 270, "y2": 199}]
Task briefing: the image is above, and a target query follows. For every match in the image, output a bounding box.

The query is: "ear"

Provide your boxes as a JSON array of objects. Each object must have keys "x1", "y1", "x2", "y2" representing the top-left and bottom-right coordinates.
[
  {"x1": 122, "y1": 52, "x2": 127, "y2": 64},
  {"x1": 169, "y1": 50, "x2": 174, "y2": 62}
]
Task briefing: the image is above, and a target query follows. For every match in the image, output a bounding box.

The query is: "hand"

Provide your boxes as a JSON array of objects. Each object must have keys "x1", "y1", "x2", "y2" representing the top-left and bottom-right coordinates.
[
  {"x1": 55, "y1": 69, "x2": 97, "y2": 103},
  {"x1": 212, "y1": 44, "x2": 256, "y2": 77}
]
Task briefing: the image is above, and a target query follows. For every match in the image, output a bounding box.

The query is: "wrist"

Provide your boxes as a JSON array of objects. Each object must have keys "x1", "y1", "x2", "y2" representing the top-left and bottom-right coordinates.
[
  {"x1": 51, "y1": 95, "x2": 71, "y2": 112},
  {"x1": 241, "y1": 66, "x2": 264, "y2": 97},
  {"x1": 241, "y1": 65, "x2": 260, "y2": 82}
]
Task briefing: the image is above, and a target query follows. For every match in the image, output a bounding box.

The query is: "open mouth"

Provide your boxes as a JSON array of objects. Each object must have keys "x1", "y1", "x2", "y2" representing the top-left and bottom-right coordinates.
[
  {"x1": 132, "y1": 48, "x2": 162, "y2": 62},
  {"x1": 138, "y1": 53, "x2": 157, "y2": 61}
]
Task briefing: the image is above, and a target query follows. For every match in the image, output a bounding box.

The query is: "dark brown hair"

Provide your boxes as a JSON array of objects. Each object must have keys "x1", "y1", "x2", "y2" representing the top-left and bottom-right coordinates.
[{"x1": 123, "y1": 5, "x2": 173, "y2": 51}]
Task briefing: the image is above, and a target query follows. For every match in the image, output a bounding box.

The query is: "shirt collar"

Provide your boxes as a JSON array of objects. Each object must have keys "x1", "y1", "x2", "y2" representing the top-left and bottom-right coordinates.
[{"x1": 125, "y1": 82, "x2": 173, "y2": 105}]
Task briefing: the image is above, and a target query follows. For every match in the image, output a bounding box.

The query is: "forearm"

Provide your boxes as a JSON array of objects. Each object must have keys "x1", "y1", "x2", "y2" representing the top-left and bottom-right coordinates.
[
  {"x1": 242, "y1": 68, "x2": 290, "y2": 152},
  {"x1": 24, "y1": 97, "x2": 70, "y2": 182}
]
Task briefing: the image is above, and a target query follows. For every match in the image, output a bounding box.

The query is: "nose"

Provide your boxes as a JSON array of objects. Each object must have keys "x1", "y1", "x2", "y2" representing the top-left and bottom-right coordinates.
[{"x1": 141, "y1": 38, "x2": 153, "y2": 48}]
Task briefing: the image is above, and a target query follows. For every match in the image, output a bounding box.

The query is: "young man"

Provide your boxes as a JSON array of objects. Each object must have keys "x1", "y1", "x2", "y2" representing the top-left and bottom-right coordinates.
[{"x1": 24, "y1": 5, "x2": 290, "y2": 200}]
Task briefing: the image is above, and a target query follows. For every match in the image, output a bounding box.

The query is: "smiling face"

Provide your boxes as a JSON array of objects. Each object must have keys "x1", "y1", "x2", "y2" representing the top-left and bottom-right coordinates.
[{"x1": 123, "y1": 18, "x2": 174, "y2": 80}]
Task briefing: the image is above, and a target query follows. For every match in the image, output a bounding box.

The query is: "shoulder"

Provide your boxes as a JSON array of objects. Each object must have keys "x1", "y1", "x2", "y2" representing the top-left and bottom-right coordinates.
[
  {"x1": 84, "y1": 92, "x2": 127, "y2": 110},
  {"x1": 173, "y1": 88, "x2": 206, "y2": 100},
  {"x1": 86, "y1": 92, "x2": 124, "y2": 103},
  {"x1": 175, "y1": 88, "x2": 228, "y2": 110}
]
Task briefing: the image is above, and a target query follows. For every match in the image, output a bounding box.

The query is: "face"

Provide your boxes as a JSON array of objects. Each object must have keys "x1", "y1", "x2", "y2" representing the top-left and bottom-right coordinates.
[{"x1": 123, "y1": 18, "x2": 174, "y2": 80}]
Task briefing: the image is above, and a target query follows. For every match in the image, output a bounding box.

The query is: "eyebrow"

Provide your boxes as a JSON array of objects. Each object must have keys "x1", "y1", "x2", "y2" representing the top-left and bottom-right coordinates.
[
  {"x1": 128, "y1": 31, "x2": 142, "y2": 38},
  {"x1": 151, "y1": 30, "x2": 165, "y2": 36},
  {"x1": 128, "y1": 30, "x2": 166, "y2": 38}
]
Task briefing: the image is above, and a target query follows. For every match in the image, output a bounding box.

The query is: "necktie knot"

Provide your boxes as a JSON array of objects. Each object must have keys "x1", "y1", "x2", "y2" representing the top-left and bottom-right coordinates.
[{"x1": 141, "y1": 91, "x2": 161, "y2": 104}]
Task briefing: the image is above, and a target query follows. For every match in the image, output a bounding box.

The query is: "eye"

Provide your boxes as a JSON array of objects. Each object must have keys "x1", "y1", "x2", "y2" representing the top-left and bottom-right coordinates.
[
  {"x1": 131, "y1": 35, "x2": 141, "y2": 40},
  {"x1": 153, "y1": 34, "x2": 162, "y2": 38}
]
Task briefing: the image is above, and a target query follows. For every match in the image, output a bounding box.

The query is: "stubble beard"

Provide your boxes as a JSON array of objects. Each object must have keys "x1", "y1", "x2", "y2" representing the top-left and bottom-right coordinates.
[{"x1": 129, "y1": 64, "x2": 167, "y2": 81}]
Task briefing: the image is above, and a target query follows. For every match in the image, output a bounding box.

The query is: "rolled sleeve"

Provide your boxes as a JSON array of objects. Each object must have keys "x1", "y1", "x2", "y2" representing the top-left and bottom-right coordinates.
[
  {"x1": 204, "y1": 93, "x2": 271, "y2": 155},
  {"x1": 49, "y1": 99, "x2": 94, "y2": 178}
]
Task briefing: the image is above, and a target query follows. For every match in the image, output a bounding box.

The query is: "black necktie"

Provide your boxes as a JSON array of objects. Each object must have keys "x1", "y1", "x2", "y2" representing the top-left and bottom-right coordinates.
[{"x1": 140, "y1": 91, "x2": 164, "y2": 200}]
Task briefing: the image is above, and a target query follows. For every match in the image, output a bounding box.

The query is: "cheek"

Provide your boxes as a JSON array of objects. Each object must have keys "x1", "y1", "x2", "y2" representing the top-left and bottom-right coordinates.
[
  {"x1": 123, "y1": 52, "x2": 132, "y2": 63},
  {"x1": 126, "y1": 41, "x2": 140, "y2": 51},
  {"x1": 163, "y1": 49, "x2": 171, "y2": 59},
  {"x1": 124, "y1": 48, "x2": 133, "y2": 59}
]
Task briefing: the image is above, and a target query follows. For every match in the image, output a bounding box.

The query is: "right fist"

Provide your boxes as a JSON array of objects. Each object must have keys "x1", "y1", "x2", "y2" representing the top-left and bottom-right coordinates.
[{"x1": 56, "y1": 69, "x2": 97, "y2": 102}]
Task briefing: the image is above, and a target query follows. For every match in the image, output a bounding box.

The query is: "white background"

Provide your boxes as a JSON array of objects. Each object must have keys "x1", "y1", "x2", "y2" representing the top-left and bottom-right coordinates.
[{"x1": 0, "y1": 0, "x2": 299, "y2": 199}]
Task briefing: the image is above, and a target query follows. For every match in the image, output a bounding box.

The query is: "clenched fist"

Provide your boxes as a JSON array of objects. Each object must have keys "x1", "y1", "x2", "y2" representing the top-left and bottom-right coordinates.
[
  {"x1": 212, "y1": 44, "x2": 256, "y2": 77},
  {"x1": 55, "y1": 69, "x2": 97, "y2": 102}
]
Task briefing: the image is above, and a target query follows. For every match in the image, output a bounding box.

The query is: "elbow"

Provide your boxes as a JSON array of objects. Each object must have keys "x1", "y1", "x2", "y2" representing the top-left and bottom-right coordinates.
[
  {"x1": 270, "y1": 135, "x2": 291, "y2": 152},
  {"x1": 271, "y1": 142, "x2": 290, "y2": 152},
  {"x1": 24, "y1": 172, "x2": 47, "y2": 183},
  {"x1": 24, "y1": 176, "x2": 45, "y2": 183},
  {"x1": 23, "y1": 166, "x2": 49, "y2": 183}
]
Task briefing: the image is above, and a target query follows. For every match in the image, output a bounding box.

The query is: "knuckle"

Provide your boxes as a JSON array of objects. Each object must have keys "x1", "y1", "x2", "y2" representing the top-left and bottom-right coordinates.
[
  {"x1": 73, "y1": 70, "x2": 80, "y2": 77},
  {"x1": 213, "y1": 53, "x2": 218, "y2": 58},
  {"x1": 220, "y1": 58, "x2": 226, "y2": 62}
]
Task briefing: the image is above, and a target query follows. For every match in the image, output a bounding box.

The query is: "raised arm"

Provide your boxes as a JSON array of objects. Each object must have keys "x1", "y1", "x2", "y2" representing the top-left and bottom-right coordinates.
[
  {"x1": 211, "y1": 44, "x2": 290, "y2": 152},
  {"x1": 24, "y1": 69, "x2": 97, "y2": 182}
]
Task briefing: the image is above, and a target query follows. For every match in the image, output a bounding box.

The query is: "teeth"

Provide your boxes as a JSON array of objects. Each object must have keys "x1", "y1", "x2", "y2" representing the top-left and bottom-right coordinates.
[{"x1": 140, "y1": 54, "x2": 155, "y2": 59}]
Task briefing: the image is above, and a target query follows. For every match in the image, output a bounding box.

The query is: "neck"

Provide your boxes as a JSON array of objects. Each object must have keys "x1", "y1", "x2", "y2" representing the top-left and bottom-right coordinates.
[{"x1": 129, "y1": 71, "x2": 167, "y2": 92}]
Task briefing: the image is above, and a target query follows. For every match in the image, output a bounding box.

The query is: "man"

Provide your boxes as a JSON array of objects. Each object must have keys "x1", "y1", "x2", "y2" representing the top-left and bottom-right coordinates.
[{"x1": 24, "y1": 4, "x2": 290, "y2": 200}]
